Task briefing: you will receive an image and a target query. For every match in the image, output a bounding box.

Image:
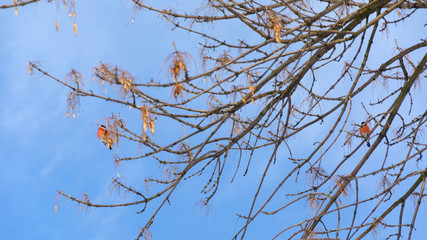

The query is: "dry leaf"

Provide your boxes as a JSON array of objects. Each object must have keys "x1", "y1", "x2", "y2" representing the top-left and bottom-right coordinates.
[
  {"x1": 172, "y1": 83, "x2": 183, "y2": 99},
  {"x1": 14, "y1": 0, "x2": 18, "y2": 15},
  {"x1": 149, "y1": 121, "x2": 155, "y2": 134},
  {"x1": 73, "y1": 22, "x2": 78, "y2": 36}
]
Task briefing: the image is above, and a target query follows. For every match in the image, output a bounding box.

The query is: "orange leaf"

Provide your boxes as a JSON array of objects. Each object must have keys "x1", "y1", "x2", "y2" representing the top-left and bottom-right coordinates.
[
  {"x1": 55, "y1": 19, "x2": 59, "y2": 33},
  {"x1": 73, "y1": 22, "x2": 78, "y2": 36}
]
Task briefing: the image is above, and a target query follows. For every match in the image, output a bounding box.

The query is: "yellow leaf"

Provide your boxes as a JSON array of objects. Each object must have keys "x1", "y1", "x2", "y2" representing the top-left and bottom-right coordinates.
[
  {"x1": 249, "y1": 85, "x2": 255, "y2": 93},
  {"x1": 14, "y1": 0, "x2": 18, "y2": 15},
  {"x1": 72, "y1": 113, "x2": 76, "y2": 118},
  {"x1": 270, "y1": 14, "x2": 281, "y2": 43},
  {"x1": 54, "y1": 205, "x2": 57, "y2": 213},
  {"x1": 131, "y1": 19, "x2": 134, "y2": 24},
  {"x1": 66, "y1": 112, "x2": 70, "y2": 117},
  {"x1": 129, "y1": 106, "x2": 132, "y2": 109},
  {"x1": 73, "y1": 22, "x2": 78, "y2": 36},
  {"x1": 150, "y1": 122, "x2": 155, "y2": 134},
  {"x1": 275, "y1": 34, "x2": 281, "y2": 44}
]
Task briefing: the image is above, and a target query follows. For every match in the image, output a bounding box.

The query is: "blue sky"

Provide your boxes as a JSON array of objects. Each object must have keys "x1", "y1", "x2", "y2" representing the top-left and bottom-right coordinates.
[
  {"x1": 0, "y1": 1, "x2": 262, "y2": 239},
  {"x1": 1, "y1": 1, "x2": 426, "y2": 240}
]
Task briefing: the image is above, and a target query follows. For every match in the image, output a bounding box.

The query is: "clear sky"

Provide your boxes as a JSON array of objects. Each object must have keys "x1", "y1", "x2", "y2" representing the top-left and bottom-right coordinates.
[{"x1": 1, "y1": 1, "x2": 426, "y2": 240}]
